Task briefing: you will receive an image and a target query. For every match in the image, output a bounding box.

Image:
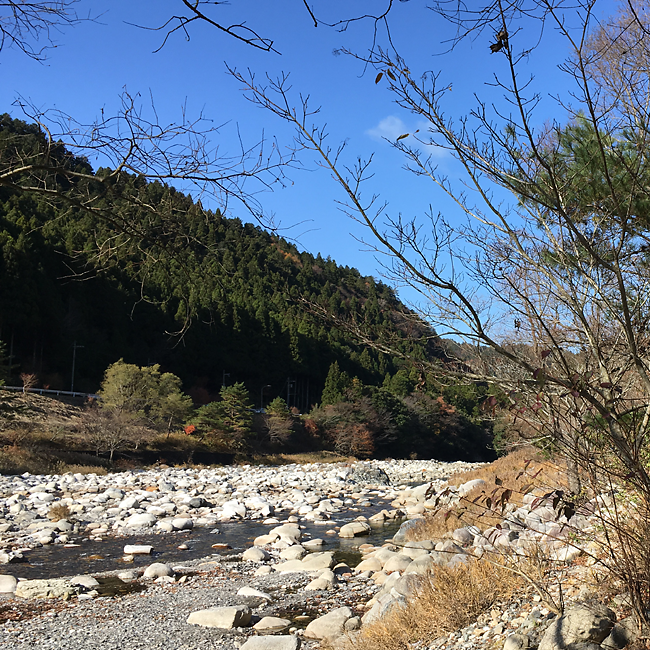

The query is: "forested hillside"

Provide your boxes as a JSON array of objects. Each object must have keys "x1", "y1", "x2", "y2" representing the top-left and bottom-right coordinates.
[{"x1": 0, "y1": 114, "x2": 441, "y2": 409}]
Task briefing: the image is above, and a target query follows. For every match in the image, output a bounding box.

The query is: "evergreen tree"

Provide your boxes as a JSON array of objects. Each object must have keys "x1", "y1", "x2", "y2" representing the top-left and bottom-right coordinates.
[
  {"x1": 263, "y1": 396, "x2": 294, "y2": 445},
  {"x1": 0, "y1": 115, "x2": 446, "y2": 421},
  {"x1": 191, "y1": 382, "x2": 253, "y2": 451},
  {"x1": 321, "y1": 361, "x2": 352, "y2": 406},
  {"x1": 266, "y1": 396, "x2": 290, "y2": 418}
]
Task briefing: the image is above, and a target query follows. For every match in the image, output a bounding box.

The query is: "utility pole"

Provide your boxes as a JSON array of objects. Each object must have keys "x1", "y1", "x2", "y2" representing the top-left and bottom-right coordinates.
[
  {"x1": 222, "y1": 370, "x2": 230, "y2": 388},
  {"x1": 71, "y1": 340, "x2": 84, "y2": 393},
  {"x1": 8, "y1": 329, "x2": 15, "y2": 371},
  {"x1": 286, "y1": 377, "x2": 295, "y2": 408}
]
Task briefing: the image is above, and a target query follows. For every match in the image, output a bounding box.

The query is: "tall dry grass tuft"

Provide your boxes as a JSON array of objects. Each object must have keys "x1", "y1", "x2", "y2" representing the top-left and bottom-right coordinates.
[
  {"x1": 342, "y1": 559, "x2": 524, "y2": 650},
  {"x1": 47, "y1": 503, "x2": 72, "y2": 521}
]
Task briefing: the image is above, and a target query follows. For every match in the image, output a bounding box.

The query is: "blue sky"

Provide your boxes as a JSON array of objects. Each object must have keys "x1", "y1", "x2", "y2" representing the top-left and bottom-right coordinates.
[{"x1": 1, "y1": 0, "x2": 617, "y2": 310}]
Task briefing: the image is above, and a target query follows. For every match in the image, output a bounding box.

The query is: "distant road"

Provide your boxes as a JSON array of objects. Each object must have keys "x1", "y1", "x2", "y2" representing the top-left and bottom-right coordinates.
[{"x1": 1, "y1": 386, "x2": 99, "y2": 400}]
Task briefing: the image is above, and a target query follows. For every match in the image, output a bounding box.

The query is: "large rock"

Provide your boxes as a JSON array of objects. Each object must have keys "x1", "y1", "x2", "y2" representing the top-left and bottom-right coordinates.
[
  {"x1": 457, "y1": 479, "x2": 487, "y2": 497},
  {"x1": 172, "y1": 517, "x2": 193, "y2": 530},
  {"x1": 503, "y1": 634, "x2": 529, "y2": 650},
  {"x1": 0, "y1": 575, "x2": 18, "y2": 593},
  {"x1": 15, "y1": 578, "x2": 80, "y2": 599},
  {"x1": 549, "y1": 546, "x2": 583, "y2": 563},
  {"x1": 279, "y1": 545, "x2": 307, "y2": 560},
  {"x1": 302, "y1": 552, "x2": 335, "y2": 570},
  {"x1": 339, "y1": 521, "x2": 371, "y2": 538},
  {"x1": 243, "y1": 547, "x2": 271, "y2": 562},
  {"x1": 302, "y1": 538, "x2": 324, "y2": 550},
  {"x1": 374, "y1": 548, "x2": 399, "y2": 566},
  {"x1": 355, "y1": 557, "x2": 382, "y2": 572},
  {"x1": 253, "y1": 616, "x2": 292, "y2": 632},
  {"x1": 404, "y1": 554, "x2": 436, "y2": 575},
  {"x1": 392, "y1": 573, "x2": 425, "y2": 598},
  {"x1": 348, "y1": 465, "x2": 390, "y2": 486},
  {"x1": 437, "y1": 539, "x2": 464, "y2": 555},
  {"x1": 238, "y1": 586, "x2": 273, "y2": 601},
  {"x1": 452, "y1": 527, "x2": 476, "y2": 546},
  {"x1": 124, "y1": 513, "x2": 157, "y2": 528},
  {"x1": 275, "y1": 551, "x2": 334, "y2": 573},
  {"x1": 383, "y1": 554, "x2": 412, "y2": 573},
  {"x1": 123, "y1": 545, "x2": 153, "y2": 555},
  {"x1": 392, "y1": 518, "x2": 423, "y2": 544},
  {"x1": 401, "y1": 545, "x2": 429, "y2": 560},
  {"x1": 305, "y1": 569, "x2": 337, "y2": 590},
  {"x1": 363, "y1": 592, "x2": 407, "y2": 625},
  {"x1": 411, "y1": 483, "x2": 435, "y2": 500},
  {"x1": 70, "y1": 575, "x2": 100, "y2": 589},
  {"x1": 0, "y1": 551, "x2": 24, "y2": 564},
  {"x1": 143, "y1": 563, "x2": 174, "y2": 579},
  {"x1": 538, "y1": 602, "x2": 616, "y2": 650},
  {"x1": 602, "y1": 618, "x2": 638, "y2": 650},
  {"x1": 304, "y1": 606, "x2": 354, "y2": 642},
  {"x1": 240, "y1": 637, "x2": 301, "y2": 650},
  {"x1": 270, "y1": 524, "x2": 302, "y2": 545},
  {"x1": 187, "y1": 605, "x2": 252, "y2": 628}
]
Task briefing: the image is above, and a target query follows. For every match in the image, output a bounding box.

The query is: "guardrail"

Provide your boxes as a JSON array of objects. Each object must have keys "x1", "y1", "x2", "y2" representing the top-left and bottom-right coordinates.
[{"x1": 0, "y1": 386, "x2": 99, "y2": 400}]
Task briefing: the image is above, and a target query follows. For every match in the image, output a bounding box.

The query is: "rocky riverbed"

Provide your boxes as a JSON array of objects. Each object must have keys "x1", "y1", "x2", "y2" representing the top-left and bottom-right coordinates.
[
  {"x1": 0, "y1": 459, "x2": 480, "y2": 555},
  {"x1": 0, "y1": 459, "x2": 635, "y2": 650}
]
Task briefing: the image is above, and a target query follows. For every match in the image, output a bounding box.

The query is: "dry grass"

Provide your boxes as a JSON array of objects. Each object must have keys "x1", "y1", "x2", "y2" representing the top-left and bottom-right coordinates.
[
  {"x1": 446, "y1": 447, "x2": 568, "y2": 492},
  {"x1": 342, "y1": 559, "x2": 524, "y2": 650},
  {"x1": 0, "y1": 441, "x2": 110, "y2": 476},
  {"x1": 252, "y1": 450, "x2": 356, "y2": 465},
  {"x1": 0, "y1": 391, "x2": 82, "y2": 427},
  {"x1": 54, "y1": 463, "x2": 108, "y2": 475},
  {"x1": 47, "y1": 503, "x2": 72, "y2": 521},
  {"x1": 0, "y1": 444, "x2": 51, "y2": 475},
  {"x1": 148, "y1": 432, "x2": 206, "y2": 451},
  {"x1": 406, "y1": 448, "x2": 572, "y2": 541}
]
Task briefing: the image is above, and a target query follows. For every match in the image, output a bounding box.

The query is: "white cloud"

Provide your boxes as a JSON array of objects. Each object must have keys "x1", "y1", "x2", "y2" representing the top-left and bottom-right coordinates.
[
  {"x1": 366, "y1": 116, "x2": 448, "y2": 158},
  {"x1": 366, "y1": 115, "x2": 409, "y2": 142}
]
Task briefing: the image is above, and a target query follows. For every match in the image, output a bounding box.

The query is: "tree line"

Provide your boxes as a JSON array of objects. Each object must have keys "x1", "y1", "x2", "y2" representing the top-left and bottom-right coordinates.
[{"x1": 84, "y1": 358, "x2": 497, "y2": 462}]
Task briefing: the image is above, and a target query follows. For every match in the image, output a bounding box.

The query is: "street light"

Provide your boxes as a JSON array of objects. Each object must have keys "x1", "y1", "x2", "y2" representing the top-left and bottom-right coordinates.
[{"x1": 260, "y1": 384, "x2": 271, "y2": 411}]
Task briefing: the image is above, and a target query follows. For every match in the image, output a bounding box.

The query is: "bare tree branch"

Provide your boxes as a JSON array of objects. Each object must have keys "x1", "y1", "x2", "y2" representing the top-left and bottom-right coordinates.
[{"x1": 0, "y1": 1, "x2": 89, "y2": 61}]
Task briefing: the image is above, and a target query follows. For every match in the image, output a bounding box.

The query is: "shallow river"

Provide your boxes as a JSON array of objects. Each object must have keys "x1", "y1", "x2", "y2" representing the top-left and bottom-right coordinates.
[{"x1": 9, "y1": 500, "x2": 404, "y2": 580}]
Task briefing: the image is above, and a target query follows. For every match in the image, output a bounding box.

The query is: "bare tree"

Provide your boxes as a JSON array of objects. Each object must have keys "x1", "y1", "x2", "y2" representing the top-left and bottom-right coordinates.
[
  {"x1": 19, "y1": 372, "x2": 37, "y2": 392},
  {"x1": 2, "y1": 90, "x2": 294, "y2": 243},
  {"x1": 228, "y1": 0, "x2": 650, "y2": 621},
  {"x1": 80, "y1": 402, "x2": 147, "y2": 462}
]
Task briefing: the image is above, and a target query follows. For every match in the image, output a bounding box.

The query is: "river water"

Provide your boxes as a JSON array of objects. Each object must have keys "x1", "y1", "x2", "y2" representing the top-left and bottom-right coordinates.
[{"x1": 8, "y1": 500, "x2": 404, "y2": 580}]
